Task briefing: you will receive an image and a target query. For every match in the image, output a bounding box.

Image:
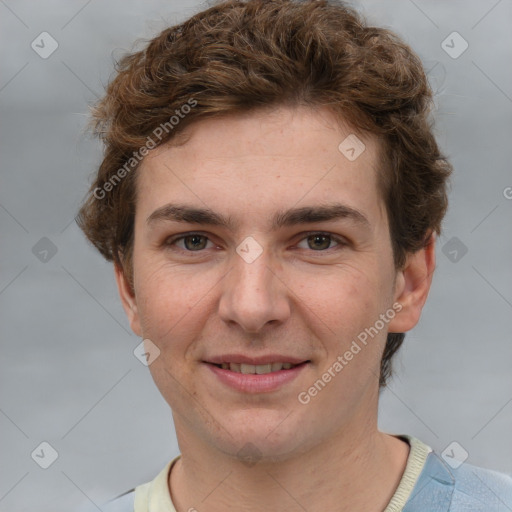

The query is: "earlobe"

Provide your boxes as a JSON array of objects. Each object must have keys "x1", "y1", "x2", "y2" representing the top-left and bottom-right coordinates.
[
  {"x1": 388, "y1": 233, "x2": 436, "y2": 333},
  {"x1": 114, "y1": 263, "x2": 142, "y2": 337}
]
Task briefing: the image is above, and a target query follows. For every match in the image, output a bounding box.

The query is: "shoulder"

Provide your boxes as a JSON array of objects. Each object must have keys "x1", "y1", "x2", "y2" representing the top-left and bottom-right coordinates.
[
  {"x1": 450, "y1": 459, "x2": 512, "y2": 511},
  {"x1": 76, "y1": 489, "x2": 135, "y2": 512},
  {"x1": 101, "y1": 489, "x2": 135, "y2": 512},
  {"x1": 97, "y1": 458, "x2": 176, "y2": 512},
  {"x1": 407, "y1": 450, "x2": 512, "y2": 511}
]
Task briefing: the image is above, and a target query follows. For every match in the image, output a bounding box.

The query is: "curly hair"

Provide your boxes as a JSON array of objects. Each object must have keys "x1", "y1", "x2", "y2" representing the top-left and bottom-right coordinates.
[{"x1": 76, "y1": 0, "x2": 452, "y2": 388}]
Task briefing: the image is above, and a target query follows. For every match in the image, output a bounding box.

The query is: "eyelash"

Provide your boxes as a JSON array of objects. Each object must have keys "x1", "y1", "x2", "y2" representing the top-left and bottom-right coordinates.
[{"x1": 163, "y1": 231, "x2": 347, "y2": 254}]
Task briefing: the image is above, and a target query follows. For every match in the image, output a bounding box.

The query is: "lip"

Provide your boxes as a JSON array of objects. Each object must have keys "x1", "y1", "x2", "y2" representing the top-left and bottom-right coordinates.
[
  {"x1": 204, "y1": 361, "x2": 309, "y2": 393},
  {"x1": 204, "y1": 354, "x2": 309, "y2": 365}
]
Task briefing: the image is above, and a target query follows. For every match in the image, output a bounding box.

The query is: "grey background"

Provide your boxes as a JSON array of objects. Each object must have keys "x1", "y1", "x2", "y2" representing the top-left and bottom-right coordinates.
[{"x1": 1, "y1": 0, "x2": 511, "y2": 511}]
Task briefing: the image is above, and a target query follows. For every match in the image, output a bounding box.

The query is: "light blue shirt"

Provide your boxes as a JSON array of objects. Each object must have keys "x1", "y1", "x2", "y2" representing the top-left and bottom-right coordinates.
[{"x1": 403, "y1": 450, "x2": 512, "y2": 511}]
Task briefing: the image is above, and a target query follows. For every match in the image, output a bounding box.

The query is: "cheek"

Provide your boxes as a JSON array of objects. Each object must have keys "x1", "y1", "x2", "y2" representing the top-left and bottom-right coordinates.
[
  {"x1": 134, "y1": 265, "x2": 211, "y2": 406},
  {"x1": 297, "y1": 262, "x2": 393, "y2": 384},
  {"x1": 134, "y1": 262, "x2": 215, "y2": 347},
  {"x1": 300, "y1": 264, "x2": 380, "y2": 333}
]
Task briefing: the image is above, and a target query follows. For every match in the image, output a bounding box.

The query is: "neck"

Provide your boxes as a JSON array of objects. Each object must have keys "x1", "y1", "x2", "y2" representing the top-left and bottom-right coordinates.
[{"x1": 169, "y1": 415, "x2": 410, "y2": 511}]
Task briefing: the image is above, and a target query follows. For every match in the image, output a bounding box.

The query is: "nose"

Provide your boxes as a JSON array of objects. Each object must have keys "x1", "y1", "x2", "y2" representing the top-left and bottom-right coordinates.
[{"x1": 217, "y1": 246, "x2": 291, "y2": 334}]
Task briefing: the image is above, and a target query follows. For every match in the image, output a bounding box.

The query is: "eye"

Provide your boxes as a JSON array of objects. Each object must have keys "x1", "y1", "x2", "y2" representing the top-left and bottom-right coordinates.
[
  {"x1": 296, "y1": 232, "x2": 346, "y2": 251},
  {"x1": 163, "y1": 231, "x2": 347, "y2": 254},
  {"x1": 165, "y1": 233, "x2": 214, "y2": 251}
]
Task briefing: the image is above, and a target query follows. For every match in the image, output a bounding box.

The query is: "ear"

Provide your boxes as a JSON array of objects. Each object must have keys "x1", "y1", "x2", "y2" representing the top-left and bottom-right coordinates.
[
  {"x1": 388, "y1": 232, "x2": 436, "y2": 333},
  {"x1": 114, "y1": 262, "x2": 142, "y2": 337}
]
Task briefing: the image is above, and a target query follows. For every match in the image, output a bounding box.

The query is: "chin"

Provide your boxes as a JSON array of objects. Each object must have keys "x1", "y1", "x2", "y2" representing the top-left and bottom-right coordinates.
[{"x1": 208, "y1": 411, "x2": 314, "y2": 463}]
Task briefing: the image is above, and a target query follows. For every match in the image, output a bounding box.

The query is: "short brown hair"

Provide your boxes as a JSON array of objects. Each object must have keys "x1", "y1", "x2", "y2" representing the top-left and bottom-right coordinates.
[{"x1": 76, "y1": 0, "x2": 452, "y2": 388}]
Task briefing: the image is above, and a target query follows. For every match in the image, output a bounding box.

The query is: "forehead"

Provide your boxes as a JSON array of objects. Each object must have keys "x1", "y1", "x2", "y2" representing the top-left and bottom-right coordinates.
[{"x1": 136, "y1": 106, "x2": 387, "y2": 229}]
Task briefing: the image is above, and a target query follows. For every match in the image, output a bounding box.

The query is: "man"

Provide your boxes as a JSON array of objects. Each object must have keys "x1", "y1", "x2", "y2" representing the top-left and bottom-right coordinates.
[{"x1": 77, "y1": 0, "x2": 512, "y2": 510}]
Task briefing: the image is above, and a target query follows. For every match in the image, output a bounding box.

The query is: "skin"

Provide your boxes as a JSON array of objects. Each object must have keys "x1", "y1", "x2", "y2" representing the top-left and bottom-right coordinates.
[{"x1": 115, "y1": 105, "x2": 436, "y2": 511}]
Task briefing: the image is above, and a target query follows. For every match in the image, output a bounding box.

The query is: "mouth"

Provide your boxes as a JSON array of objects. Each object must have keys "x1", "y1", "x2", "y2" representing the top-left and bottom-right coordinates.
[
  {"x1": 203, "y1": 358, "x2": 311, "y2": 393},
  {"x1": 209, "y1": 361, "x2": 308, "y2": 374}
]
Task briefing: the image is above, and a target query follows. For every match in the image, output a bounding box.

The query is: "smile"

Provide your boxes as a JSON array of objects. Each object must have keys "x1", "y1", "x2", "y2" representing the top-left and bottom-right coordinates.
[
  {"x1": 204, "y1": 360, "x2": 310, "y2": 393},
  {"x1": 212, "y1": 362, "x2": 300, "y2": 374}
]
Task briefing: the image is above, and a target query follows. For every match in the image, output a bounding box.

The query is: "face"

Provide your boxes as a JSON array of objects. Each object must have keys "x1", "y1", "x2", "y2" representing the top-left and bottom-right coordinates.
[{"x1": 116, "y1": 106, "x2": 430, "y2": 461}]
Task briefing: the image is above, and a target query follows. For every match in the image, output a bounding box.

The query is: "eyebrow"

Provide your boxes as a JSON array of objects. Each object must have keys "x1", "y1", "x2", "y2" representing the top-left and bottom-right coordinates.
[{"x1": 146, "y1": 202, "x2": 370, "y2": 230}]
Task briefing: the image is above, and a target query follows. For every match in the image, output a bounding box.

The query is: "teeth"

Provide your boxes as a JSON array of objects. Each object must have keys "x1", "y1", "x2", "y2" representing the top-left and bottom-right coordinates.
[
  {"x1": 271, "y1": 362, "x2": 283, "y2": 372},
  {"x1": 256, "y1": 364, "x2": 272, "y2": 374},
  {"x1": 221, "y1": 362, "x2": 298, "y2": 374},
  {"x1": 241, "y1": 364, "x2": 255, "y2": 374}
]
